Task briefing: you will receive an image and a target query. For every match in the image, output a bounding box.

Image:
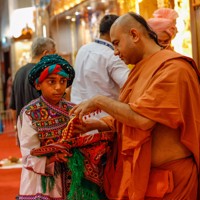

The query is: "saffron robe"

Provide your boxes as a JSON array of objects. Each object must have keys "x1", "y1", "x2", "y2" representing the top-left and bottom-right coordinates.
[{"x1": 103, "y1": 50, "x2": 200, "y2": 199}]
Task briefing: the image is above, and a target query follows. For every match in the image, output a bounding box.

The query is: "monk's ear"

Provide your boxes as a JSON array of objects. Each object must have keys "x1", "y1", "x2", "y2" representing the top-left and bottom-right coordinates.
[{"x1": 129, "y1": 28, "x2": 140, "y2": 42}]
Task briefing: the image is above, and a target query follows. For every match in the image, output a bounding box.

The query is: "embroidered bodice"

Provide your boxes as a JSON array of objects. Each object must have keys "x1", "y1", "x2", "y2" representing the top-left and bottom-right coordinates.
[{"x1": 22, "y1": 96, "x2": 74, "y2": 146}]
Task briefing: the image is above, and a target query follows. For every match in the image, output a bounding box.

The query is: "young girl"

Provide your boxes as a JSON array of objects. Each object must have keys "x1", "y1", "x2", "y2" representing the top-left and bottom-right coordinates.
[{"x1": 17, "y1": 54, "x2": 75, "y2": 199}]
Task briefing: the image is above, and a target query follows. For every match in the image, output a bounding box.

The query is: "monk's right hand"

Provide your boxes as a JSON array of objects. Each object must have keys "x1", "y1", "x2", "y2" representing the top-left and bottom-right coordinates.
[{"x1": 72, "y1": 118, "x2": 110, "y2": 136}]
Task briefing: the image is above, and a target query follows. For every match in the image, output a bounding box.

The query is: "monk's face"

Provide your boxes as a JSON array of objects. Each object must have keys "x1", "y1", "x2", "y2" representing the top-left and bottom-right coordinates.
[
  {"x1": 110, "y1": 24, "x2": 141, "y2": 65},
  {"x1": 35, "y1": 74, "x2": 67, "y2": 105}
]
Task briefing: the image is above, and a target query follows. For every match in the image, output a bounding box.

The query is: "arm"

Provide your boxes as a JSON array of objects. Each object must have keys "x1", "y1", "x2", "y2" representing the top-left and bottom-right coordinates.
[
  {"x1": 109, "y1": 57, "x2": 130, "y2": 88},
  {"x1": 70, "y1": 95, "x2": 155, "y2": 130},
  {"x1": 10, "y1": 109, "x2": 19, "y2": 146},
  {"x1": 17, "y1": 112, "x2": 51, "y2": 175},
  {"x1": 11, "y1": 109, "x2": 17, "y2": 123}
]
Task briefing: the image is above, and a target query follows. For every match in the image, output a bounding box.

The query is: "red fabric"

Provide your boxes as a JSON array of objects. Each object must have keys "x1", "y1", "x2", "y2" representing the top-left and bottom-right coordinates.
[
  {"x1": 31, "y1": 129, "x2": 115, "y2": 191},
  {"x1": 104, "y1": 50, "x2": 200, "y2": 199},
  {"x1": 38, "y1": 64, "x2": 62, "y2": 83}
]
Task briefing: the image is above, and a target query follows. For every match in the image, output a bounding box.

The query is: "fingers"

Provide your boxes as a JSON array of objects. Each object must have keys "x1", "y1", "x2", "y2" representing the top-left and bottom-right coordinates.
[
  {"x1": 77, "y1": 109, "x2": 86, "y2": 122},
  {"x1": 69, "y1": 105, "x2": 84, "y2": 122},
  {"x1": 69, "y1": 105, "x2": 78, "y2": 116},
  {"x1": 55, "y1": 152, "x2": 71, "y2": 162},
  {"x1": 69, "y1": 100, "x2": 94, "y2": 119},
  {"x1": 71, "y1": 120, "x2": 87, "y2": 137},
  {"x1": 69, "y1": 99, "x2": 102, "y2": 125}
]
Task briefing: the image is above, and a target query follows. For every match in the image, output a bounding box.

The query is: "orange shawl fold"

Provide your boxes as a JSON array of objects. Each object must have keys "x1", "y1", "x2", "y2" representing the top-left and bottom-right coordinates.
[{"x1": 103, "y1": 50, "x2": 200, "y2": 199}]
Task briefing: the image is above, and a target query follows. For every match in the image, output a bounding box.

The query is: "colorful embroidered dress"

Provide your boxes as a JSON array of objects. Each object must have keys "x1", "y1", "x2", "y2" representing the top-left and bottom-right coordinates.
[
  {"x1": 17, "y1": 96, "x2": 74, "y2": 200},
  {"x1": 18, "y1": 96, "x2": 115, "y2": 200}
]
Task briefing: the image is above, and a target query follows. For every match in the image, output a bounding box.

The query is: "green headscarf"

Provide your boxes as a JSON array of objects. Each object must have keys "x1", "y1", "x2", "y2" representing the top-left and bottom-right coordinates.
[{"x1": 28, "y1": 54, "x2": 75, "y2": 88}]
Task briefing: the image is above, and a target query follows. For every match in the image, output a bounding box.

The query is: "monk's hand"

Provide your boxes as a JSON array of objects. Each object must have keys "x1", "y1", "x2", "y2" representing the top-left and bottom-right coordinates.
[
  {"x1": 72, "y1": 122, "x2": 87, "y2": 136},
  {"x1": 82, "y1": 118, "x2": 111, "y2": 132},
  {"x1": 72, "y1": 118, "x2": 101, "y2": 136},
  {"x1": 69, "y1": 98, "x2": 100, "y2": 122},
  {"x1": 72, "y1": 118, "x2": 110, "y2": 136}
]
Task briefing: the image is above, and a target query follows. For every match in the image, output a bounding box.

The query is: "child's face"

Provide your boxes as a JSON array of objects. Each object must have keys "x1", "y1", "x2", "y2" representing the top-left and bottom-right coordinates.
[{"x1": 35, "y1": 74, "x2": 67, "y2": 105}]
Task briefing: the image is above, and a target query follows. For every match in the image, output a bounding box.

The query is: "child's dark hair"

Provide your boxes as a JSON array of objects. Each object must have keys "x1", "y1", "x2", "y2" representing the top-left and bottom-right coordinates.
[
  {"x1": 99, "y1": 14, "x2": 119, "y2": 35},
  {"x1": 128, "y1": 12, "x2": 161, "y2": 46}
]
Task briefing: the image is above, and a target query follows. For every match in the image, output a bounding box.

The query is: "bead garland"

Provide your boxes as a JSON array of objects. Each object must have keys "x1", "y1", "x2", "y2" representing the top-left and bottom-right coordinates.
[
  {"x1": 61, "y1": 109, "x2": 102, "y2": 141},
  {"x1": 60, "y1": 116, "x2": 76, "y2": 142}
]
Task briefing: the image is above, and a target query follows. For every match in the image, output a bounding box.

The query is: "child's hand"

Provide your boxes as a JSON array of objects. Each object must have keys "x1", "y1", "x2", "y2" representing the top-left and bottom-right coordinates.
[
  {"x1": 55, "y1": 152, "x2": 70, "y2": 162},
  {"x1": 47, "y1": 152, "x2": 72, "y2": 164}
]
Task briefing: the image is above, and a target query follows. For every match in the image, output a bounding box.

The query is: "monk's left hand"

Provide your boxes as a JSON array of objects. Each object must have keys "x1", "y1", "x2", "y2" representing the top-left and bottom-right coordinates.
[{"x1": 69, "y1": 97, "x2": 100, "y2": 121}]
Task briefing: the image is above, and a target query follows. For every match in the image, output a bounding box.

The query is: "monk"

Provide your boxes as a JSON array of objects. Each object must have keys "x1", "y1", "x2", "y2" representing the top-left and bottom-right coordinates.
[{"x1": 70, "y1": 12, "x2": 200, "y2": 200}]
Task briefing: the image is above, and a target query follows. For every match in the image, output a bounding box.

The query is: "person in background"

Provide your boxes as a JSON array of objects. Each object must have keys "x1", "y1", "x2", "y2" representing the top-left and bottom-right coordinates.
[
  {"x1": 17, "y1": 54, "x2": 75, "y2": 199},
  {"x1": 4, "y1": 68, "x2": 13, "y2": 128},
  {"x1": 70, "y1": 14, "x2": 130, "y2": 119},
  {"x1": 10, "y1": 36, "x2": 56, "y2": 118},
  {"x1": 9, "y1": 37, "x2": 56, "y2": 145},
  {"x1": 5, "y1": 68, "x2": 12, "y2": 110},
  {"x1": 70, "y1": 12, "x2": 200, "y2": 199},
  {"x1": 147, "y1": 8, "x2": 178, "y2": 50}
]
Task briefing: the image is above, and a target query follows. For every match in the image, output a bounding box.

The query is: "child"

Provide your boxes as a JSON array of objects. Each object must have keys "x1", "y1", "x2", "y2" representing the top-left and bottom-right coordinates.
[{"x1": 17, "y1": 54, "x2": 75, "y2": 199}]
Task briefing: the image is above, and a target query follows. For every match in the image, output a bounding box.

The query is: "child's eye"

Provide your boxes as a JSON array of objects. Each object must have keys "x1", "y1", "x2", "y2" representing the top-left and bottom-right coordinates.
[
  {"x1": 48, "y1": 80, "x2": 54, "y2": 84},
  {"x1": 60, "y1": 79, "x2": 67, "y2": 84}
]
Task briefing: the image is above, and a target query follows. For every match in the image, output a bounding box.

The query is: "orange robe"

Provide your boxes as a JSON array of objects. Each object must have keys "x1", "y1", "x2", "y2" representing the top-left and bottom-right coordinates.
[{"x1": 103, "y1": 50, "x2": 200, "y2": 200}]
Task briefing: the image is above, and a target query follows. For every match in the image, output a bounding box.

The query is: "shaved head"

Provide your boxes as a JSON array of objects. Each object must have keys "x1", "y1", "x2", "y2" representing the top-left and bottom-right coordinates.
[
  {"x1": 111, "y1": 12, "x2": 159, "y2": 45},
  {"x1": 110, "y1": 12, "x2": 161, "y2": 65},
  {"x1": 112, "y1": 13, "x2": 145, "y2": 34}
]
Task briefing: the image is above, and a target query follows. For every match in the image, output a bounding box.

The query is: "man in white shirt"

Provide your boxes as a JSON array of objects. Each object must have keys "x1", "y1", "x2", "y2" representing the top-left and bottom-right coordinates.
[{"x1": 71, "y1": 14, "x2": 130, "y2": 119}]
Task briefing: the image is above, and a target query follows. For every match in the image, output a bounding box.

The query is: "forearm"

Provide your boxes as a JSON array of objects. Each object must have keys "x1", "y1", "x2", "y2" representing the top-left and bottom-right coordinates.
[{"x1": 94, "y1": 95, "x2": 155, "y2": 130}]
